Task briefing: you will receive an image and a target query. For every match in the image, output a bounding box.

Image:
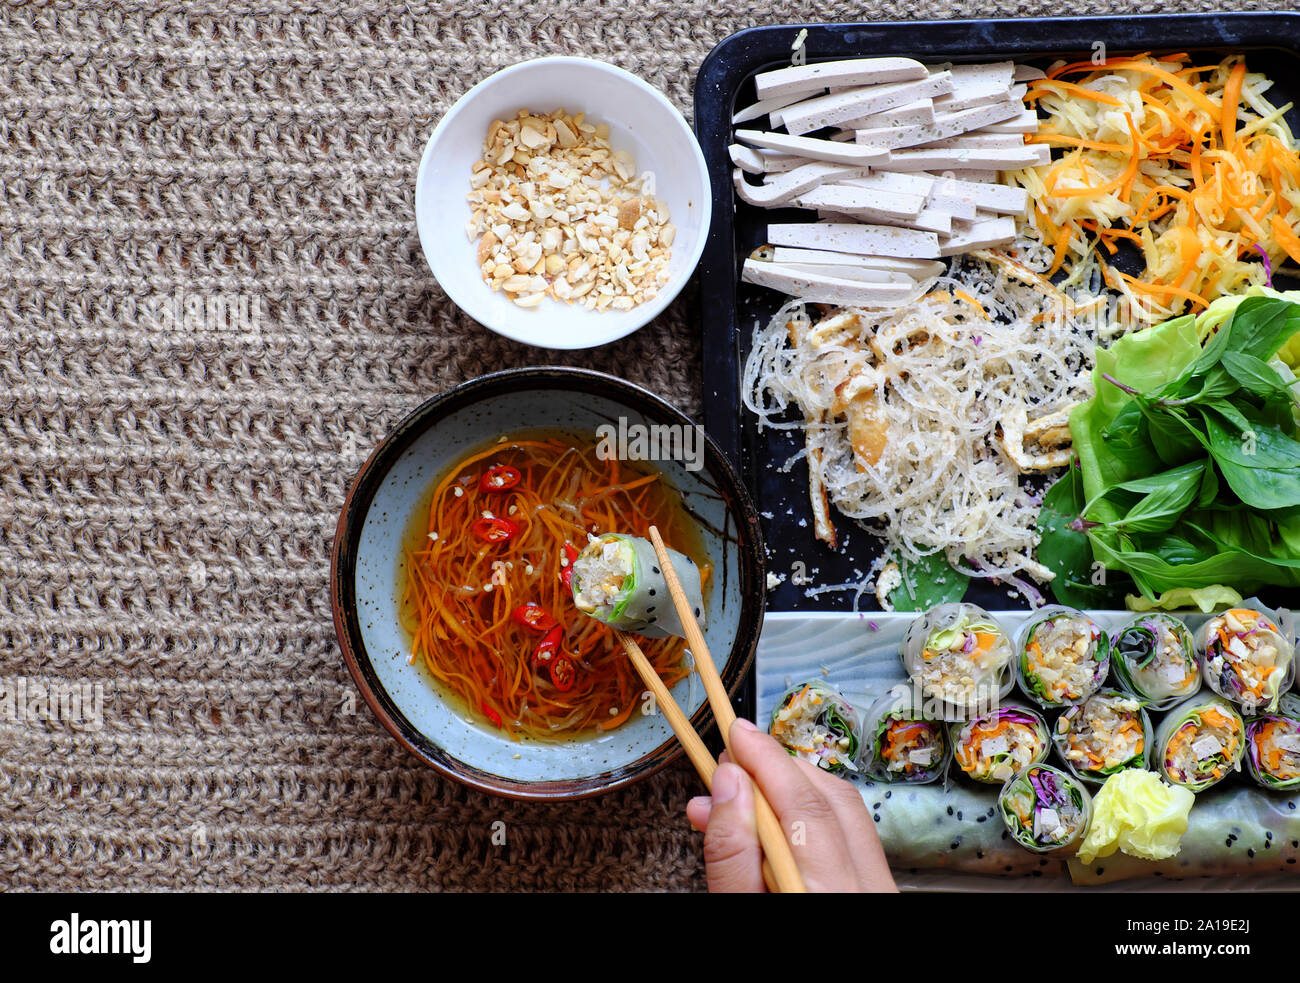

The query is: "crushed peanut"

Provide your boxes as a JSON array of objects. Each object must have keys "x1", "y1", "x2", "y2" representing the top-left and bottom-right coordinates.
[{"x1": 466, "y1": 109, "x2": 676, "y2": 311}]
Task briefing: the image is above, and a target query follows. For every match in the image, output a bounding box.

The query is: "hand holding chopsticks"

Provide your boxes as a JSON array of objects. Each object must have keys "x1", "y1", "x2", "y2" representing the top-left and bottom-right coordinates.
[{"x1": 643, "y1": 526, "x2": 806, "y2": 894}]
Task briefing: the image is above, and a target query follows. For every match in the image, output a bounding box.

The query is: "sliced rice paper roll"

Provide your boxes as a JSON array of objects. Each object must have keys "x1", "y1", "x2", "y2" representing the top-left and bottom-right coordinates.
[
  {"x1": 1052, "y1": 688, "x2": 1153, "y2": 785},
  {"x1": 1156, "y1": 694, "x2": 1246, "y2": 793},
  {"x1": 569, "y1": 533, "x2": 705, "y2": 640},
  {"x1": 1199, "y1": 607, "x2": 1295, "y2": 715},
  {"x1": 768, "y1": 680, "x2": 861, "y2": 774},
  {"x1": 861, "y1": 685, "x2": 950, "y2": 784},
  {"x1": 1015, "y1": 605, "x2": 1110, "y2": 709},
  {"x1": 899, "y1": 603, "x2": 1015, "y2": 716},
  {"x1": 949, "y1": 702, "x2": 1050, "y2": 785},
  {"x1": 1245, "y1": 693, "x2": 1300, "y2": 792},
  {"x1": 1112, "y1": 613, "x2": 1200, "y2": 710},
  {"x1": 997, "y1": 763, "x2": 1093, "y2": 855}
]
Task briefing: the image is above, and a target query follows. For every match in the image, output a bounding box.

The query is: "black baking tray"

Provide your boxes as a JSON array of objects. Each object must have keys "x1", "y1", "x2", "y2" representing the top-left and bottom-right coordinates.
[{"x1": 694, "y1": 12, "x2": 1300, "y2": 617}]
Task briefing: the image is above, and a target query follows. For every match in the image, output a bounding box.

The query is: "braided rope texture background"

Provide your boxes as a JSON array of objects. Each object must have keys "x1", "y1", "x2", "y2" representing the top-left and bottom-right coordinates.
[{"x1": 0, "y1": 0, "x2": 1282, "y2": 891}]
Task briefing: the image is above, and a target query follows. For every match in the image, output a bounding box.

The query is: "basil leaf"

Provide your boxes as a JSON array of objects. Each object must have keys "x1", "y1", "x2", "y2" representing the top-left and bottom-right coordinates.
[
  {"x1": 1224, "y1": 296, "x2": 1300, "y2": 362},
  {"x1": 1221, "y1": 351, "x2": 1296, "y2": 400},
  {"x1": 1202, "y1": 407, "x2": 1300, "y2": 470},
  {"x1": 1037, "y1": 466, "x2": 1127, "y2": 606},
  {"x1": 1196, "y1": 459, "x2": 1220, "y2": 507},
  {"x1": 887, "y1": 551, "x2": 969, "y2": 612},
  {"x1": 1108, "y1": 460, "x2": 1205, "y2": 534}
]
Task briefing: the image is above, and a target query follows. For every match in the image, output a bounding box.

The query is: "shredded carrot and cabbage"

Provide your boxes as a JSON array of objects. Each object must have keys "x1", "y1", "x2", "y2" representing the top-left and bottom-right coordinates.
[{"x1": 1009, "y1": 52, "x2": 1300, "y2": 322}]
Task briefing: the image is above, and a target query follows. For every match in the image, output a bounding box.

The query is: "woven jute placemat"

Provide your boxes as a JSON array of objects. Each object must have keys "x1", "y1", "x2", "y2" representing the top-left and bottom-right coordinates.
[{"x1": 0, "y1": 0, "x2": 1268, "y2": 891}]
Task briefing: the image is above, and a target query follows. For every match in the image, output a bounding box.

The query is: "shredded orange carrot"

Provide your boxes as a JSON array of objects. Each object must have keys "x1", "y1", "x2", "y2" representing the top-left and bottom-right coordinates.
[
  {"x1": 1013, "y1": 53, "x2": 1300, "y2": 321},
  {"x1": 400, "y1": 433, "x2": 705, "y2": 740},
  {"x1": 1027, "y1": 79, "x2": 1123, "y2": 107},
  {"x1": 1272, "y1": 215, "x2": 1300, "y2": 265},
  {"x1": 1221, "y1": 62, "x2": 1246, "y2": 151},
  {"x1": 1118, "y1": 271, "x2": 1210, "y2": 309}
]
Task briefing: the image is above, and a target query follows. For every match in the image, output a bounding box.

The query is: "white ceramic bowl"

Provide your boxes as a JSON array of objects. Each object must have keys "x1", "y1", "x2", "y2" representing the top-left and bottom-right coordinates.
[{"x1": 414, "y1": 56, "x2": 711, "y2": 350}]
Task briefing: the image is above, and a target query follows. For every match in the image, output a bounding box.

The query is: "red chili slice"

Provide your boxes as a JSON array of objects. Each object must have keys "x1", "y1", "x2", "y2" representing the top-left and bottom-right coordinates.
[
  {"x1": 511, "y1": 603, "x2": 558, "y2": 632},
  {"x1": 532, "y1": 626, "x2": 563, "y2": 669},
  {"x1": 471, "y1": 515, "x2": 519, "y2": 544},
  {"x1": 559, "y1": 543, "x2": 579, "y2": 589},
  {"x1": 478, "y1": 465, "x2": 521, "y2": 493},
  {"x1": 481, "y1": 701, "x2": 503, "y2": 729},
  {"x1": 549, "y1": 654, "x2": 576, "y2": 692}
]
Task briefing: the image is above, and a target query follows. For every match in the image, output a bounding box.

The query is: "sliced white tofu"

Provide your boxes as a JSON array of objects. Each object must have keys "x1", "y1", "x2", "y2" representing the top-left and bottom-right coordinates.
[
  {"x1": 767, "y1": 222, "x2": 942, "y2": 258},
  {"x1": 920, "y1": 133, "x2": 1025, "y2": 150},
  {"x1": 729, "y1": 143, "x2": 768, "y2": 174},
  {"x1": 741, "y1": 258, "x2": 921, "y2": 304},
  {"x1": 734, "y1": 129, "x2": 888, "y2": 165},
  {"x1": 779, "y1": 73, "x2": 954, "y2": 135},
  {"x1": 842, "y1": 98, "x2": 936, "y2": 129},
  {"x1": 813, "y1": 208, "x2": 950, "y2": 234},
  {"x1": 731, "y1": 90, "x2": 807, "y2": 125},
  {"x1": 981, "y1": 109, "x2": 1041, "y2": 134},
  {"x1": 853, "y1": 101, "x2": 1021, "y2": 150},
  {"x1": 793, "y1": 184, "x2": 927, "y2": 221},
  {"x1": 767, "y1": 247, "x2": 946, "y2": 278},
  {"x1": 867, "y1": 206, "x2": 953, "y2": 235},
  {"x1": 922, "y1": 168, "x2": 999, "y2": 183},
  {"x1": 753, "y1": 57, "x2": 929, "y2": 100},
  {"x1": 938, "y1": 215, "x2": 1018, "y2": 255},
  {"x1": 1014, "y1": 64, "x2": 1048, "y2": 81},
  {"x1": 761, "y1": 152, "x2": 814, "y2": 173},
  {"x1": 933, "y1": 83, "x2": 1026, "y2": 114},
  {"x1": 771, "y1": 263, "x2": 916, "y2": 284},
  {"x1": 923, "y1": 188, "x2": 978, "y2": 221},
  {"x1": 886, "y1": 143, "x2": 1049, "y2": 170},
  {"x1": 927, "y1": 175, "x2": 1028, "y2": 215},
  {"x1": 732, "y1": 162, "x2": 873, "y2": 207},
  {"x1": 945, "y1": 60, "x2": 1016, "y2": 89},
  {"x1": 834, "y1": 171, "x2": 935, "y2": 196}
]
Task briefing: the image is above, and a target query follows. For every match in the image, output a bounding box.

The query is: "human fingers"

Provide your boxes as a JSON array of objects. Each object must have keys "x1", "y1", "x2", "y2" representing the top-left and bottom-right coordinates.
[
  {"x1": 726, "y1": 718, "x2": 860, "y2": 891},
  {"x1": 686, "y1": 795, "x2": 710, "y2": 832},
  {"x1": 793, "y1": 757, "x2": 897, "y2": 892},
  {"x1": 700, "y1": 762, "x2": 765, "y2": 893}
]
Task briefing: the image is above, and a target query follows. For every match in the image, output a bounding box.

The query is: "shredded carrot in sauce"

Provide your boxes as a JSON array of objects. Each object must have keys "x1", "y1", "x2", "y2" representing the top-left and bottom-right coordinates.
[{"x1": 399, "y1": 432, "x2": 707, "y2": 740}]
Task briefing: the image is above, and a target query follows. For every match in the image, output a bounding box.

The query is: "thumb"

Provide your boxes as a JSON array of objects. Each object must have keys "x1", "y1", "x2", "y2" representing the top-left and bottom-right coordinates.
[{"x1": 702, "y1": 763, "x2": 764, "y2": 893}]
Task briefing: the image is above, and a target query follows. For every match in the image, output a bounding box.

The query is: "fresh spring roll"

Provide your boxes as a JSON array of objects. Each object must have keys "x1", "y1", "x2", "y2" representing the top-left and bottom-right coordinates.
[
  {"x1": 1052, "y1": 688, "x2": 1153, "y2": 785},
  {"x1": 1245, "y1": 692, "x2": 1300, "y2": 791},
  {"x1": 861, "y1": 685, "x2": 950, "y2": 784},
  {"x1": 1156, "y1": 694, "x2": 1246, "y2": 793},
  {"x1": 768, "y1": 680, "x2": 861, "y2": 774},
  {"x1": 899, "y1": 603, "x2": 1015, "y2": 715},
  {"x1": 997, "y1": 763, "x2": 1093, "y2": 855},
  {"x1": 950, "y1": 703, "x2": 1051, "y2": 784},
  {"x1": 1199, "y1": 608, "x2": 1295, "y2": 714},
  {"x1": 1015, "y1": 605, "x2": 1110, "y2": 709},
  {"x1": 569, "y1": 533, "x2": 705, "y2": 640},
  {"x1": 1112, "y1": 613, "x2": 1201, "y2": 710}
]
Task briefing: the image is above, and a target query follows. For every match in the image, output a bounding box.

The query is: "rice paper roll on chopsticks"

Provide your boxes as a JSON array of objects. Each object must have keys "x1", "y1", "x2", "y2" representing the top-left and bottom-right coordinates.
[
  {"x1": 1156, "y1": 694, "x2": 1246, "y2": 793},
  {"x1": 569, "y1": 533, "x2": 705, "y2": 640},
  {"x1": 1199, "y1": 608, "x2": 1295, "y2": 714},
  {"x1": 1245, "y1": 693, "x2": 1300, "y2": 792},
  {"x1": 861, "y1": 685, "x2": 950, "y2": 784},
  {"x1": 950, "y1": 703, "x2": 1050, "y2": 784},
  {"x1": 998, "y1": 763, "x2": 1093, "y2": 855},
  {"x1": 1015, "y1": 605, "x2": 1110, "y2": 709},
  {"x1": 1052, "y1": 688, "x2": 1153, "y2": 785},
  {"x1": 769, "y1": 680, "x2": 861, "y2": 774},
  {"x1": 1112, "y1": 613, "x2": 1201, "y2": 710},
  {"x1": 899, "y1": 603, "x2": 1014, "y2": 716}
]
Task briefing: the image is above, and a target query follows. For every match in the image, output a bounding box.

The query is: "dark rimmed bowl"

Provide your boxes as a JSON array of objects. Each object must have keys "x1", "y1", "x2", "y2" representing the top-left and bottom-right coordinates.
[{"x1": 330, "y1": 367, "x2": 765, "y2": 800}]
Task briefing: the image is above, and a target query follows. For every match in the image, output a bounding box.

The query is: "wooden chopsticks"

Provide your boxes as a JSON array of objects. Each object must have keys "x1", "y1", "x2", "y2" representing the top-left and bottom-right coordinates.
[
  {"x1": 613, "y1": 631, "x2": 782, "y2": 893},
  {"x1": 610, "y1": 527, "x2": 806, "y2": 894}
]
